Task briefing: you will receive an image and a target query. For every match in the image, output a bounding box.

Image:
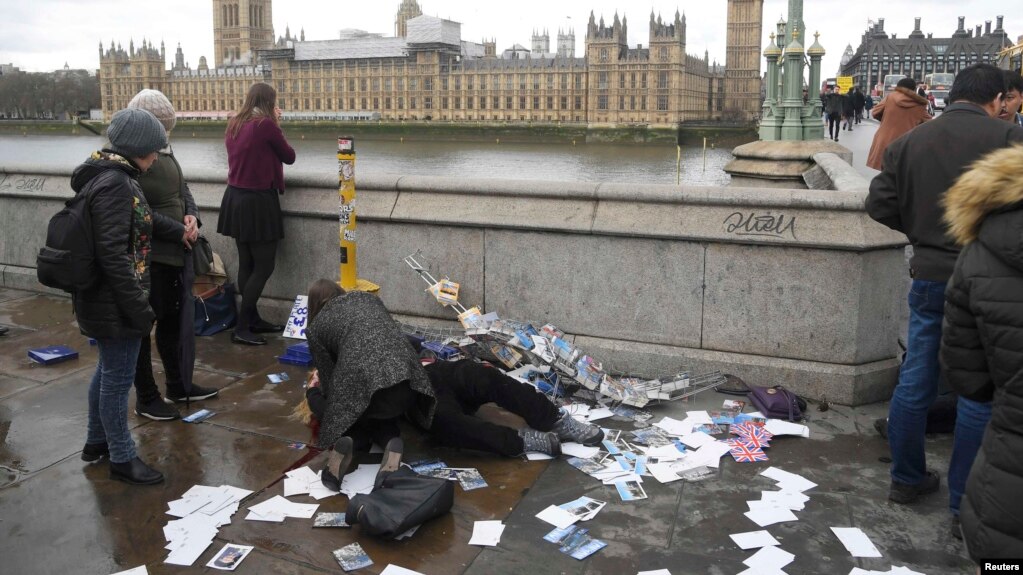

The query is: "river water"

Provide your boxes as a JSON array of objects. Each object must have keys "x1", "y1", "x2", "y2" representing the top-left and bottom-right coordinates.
[{"x1": 0, "y1": 134, "x2": 735, "y2": 186}]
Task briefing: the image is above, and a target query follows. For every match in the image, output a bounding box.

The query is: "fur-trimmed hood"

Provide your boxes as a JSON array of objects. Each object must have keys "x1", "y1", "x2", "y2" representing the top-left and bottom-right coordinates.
[
  {"x1": 944, "y1": 144, "x2": 1023, "y2": 260},
  {"x1": 892, "y1": 86, "x2": 929, "y2": 108}
]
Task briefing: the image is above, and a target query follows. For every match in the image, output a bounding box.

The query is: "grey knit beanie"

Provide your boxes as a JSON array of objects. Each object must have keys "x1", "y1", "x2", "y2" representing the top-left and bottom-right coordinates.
[
  {"x1": 106, "y1": 108, "x2": 168, "y2": 158},
  {"x1": 127, "y1": 89, "x2": 176, "y2": 132}
]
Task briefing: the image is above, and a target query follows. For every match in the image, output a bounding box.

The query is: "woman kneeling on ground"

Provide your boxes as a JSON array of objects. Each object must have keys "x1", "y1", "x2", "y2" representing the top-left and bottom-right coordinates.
[{"x1": 299, "y1": 279, "x2": 603, "y2": 489}]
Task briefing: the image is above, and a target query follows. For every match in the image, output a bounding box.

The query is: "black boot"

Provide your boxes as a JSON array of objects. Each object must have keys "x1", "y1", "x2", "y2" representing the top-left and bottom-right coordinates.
[
  {"x1": 110, "y1": 457, "x2": 164, "y2": 485},
  {"x1": 82, "y1": 442, "x2": 109, "y2": 463},
  {"x1": 232, "y1": 307, "x2": 266, "y2": 346}
]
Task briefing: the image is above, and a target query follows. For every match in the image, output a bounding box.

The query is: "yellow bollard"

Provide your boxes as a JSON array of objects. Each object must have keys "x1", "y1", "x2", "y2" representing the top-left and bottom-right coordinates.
[{"x1": 337, "y1": 137, "x2": 380, "y2": 293}]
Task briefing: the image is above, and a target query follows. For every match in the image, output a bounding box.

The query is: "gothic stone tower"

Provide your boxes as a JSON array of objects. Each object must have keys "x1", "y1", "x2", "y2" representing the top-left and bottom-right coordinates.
[
  {"x1": 98, "y1": 38, "x2": 166, "y2": 119},
  {"x1": 531, "y1": 29, "x2": 550, "y2": 54},
  {"x1": 395, "y1": 0, "x2": 423, "y2": 38},
  {"x1": 557, "y1": 29, "x2": 575, "y2": 58},
  {"x1": 213, "y1": 0, "x2": 274, "y2": 66},
  {"x1": 723, "y1": 0, "x2": 764, "y2": 121}
]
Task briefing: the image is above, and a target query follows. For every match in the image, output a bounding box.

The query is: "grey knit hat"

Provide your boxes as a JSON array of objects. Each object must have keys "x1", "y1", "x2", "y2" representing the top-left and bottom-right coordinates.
[
  {"x1": 127, "y1": 89, "x2": 176, "y2": 132},
  {"x1": 106, "y1": 108, "x2": 168, "y2": 158}
]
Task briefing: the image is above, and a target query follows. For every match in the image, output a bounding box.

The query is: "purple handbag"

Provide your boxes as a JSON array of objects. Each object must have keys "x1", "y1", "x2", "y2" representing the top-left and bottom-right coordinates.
[{"x1": 747, "y1": 385, "x2": 807, "y2": 421}]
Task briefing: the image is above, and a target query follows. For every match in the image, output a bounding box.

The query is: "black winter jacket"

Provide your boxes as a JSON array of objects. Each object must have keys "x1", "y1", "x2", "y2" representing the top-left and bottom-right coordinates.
[
  {"x1": 940, "y1": 144, "x2": 1023, "y2": 560},
  {"x1": 70, "y1": 153, "x2": 166, "y2": 339},
  {"x1": 866, "y1": 103, "x2": 1023, "y2": 281}
]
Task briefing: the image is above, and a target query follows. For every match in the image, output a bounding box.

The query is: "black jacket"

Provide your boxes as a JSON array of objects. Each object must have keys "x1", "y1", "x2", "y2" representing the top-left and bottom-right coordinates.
[
  {"x1": 307, "y1": 291, "x2": 436, "y2": 449},
  {"x1": 70, "y1": 154, "x2": 165, "y2": 339},
  {"x1": 940, "y1": 145, "x2": 1023, "y2": 560},
  {"x1": 866, "y1": 103, "x2": 1023, "y2": 281}
]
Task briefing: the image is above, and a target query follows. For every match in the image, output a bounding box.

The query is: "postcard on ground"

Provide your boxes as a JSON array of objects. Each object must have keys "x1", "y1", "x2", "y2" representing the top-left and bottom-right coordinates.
[
  {"x1": 615, "y1": 479, "x2": 648, "y2": 501},
  {"x1": 333, "y1": 543, "x2": 373, "y2": 572},
  {"x1": 456, "y1": 469, "x2": 488, "y2": 491},
  {"x1": 267, "y1": 372, "x2": 290, "y2": 384},
  {"x1": 206, "y1": 544, "x2": 253, "y2": 571},
  {"x1": 313, "y1": 512, "x2": 349, "y2": 528}
]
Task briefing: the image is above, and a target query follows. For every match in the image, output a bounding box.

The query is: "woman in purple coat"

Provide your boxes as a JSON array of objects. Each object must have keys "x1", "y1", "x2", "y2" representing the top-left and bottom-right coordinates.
[{"x1": 218, "y1": 83, "x2": 296, "y2": 345}]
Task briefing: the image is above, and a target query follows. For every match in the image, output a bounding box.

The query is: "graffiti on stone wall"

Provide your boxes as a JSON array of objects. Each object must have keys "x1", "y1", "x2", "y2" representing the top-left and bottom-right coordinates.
[
  {"x1": 722, "y1": 211, "x2": 797, "y2": 240},
  {"x1": 0, "y1": 174, "x2": 47, "y2": 193}
]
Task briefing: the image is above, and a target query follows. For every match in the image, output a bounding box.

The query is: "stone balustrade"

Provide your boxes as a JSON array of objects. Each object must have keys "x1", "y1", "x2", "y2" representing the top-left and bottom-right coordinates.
[{"x1": 0, "y1": 158, "x2": 908, "y2": 405}]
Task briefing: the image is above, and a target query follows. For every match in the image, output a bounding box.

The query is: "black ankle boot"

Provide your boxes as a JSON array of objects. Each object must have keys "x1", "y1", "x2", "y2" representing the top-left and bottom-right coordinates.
[
  {"x1": 110, "y1": 457, "x2": 164, "y2": 485},
  {"x1": 232, "y1": 307, "x2": 266, "y2": 345},
  {"x1": 82, "y1": 442, "x2": 109, "y2": 463}
]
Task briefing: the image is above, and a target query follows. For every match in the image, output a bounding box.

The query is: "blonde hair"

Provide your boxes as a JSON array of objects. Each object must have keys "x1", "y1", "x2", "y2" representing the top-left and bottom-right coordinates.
[{"x1": 290, "y1": 370, "x2": 318, "y2": 425}]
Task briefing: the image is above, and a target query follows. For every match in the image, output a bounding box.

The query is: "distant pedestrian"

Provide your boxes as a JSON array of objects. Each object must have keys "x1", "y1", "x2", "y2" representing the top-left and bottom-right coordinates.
[
  {"x1": 866, "y1": 77, "x2": 931, "y2": 170},
  {"x1": 842, "y1": 87, "x2": 856, "y2": 131},
  {"x1": 864, "y1": 93, "x2": 874, "y2": 119},
  {"x1": 126, "y1": 89, "x2": 219, "y2": 420},
  {"x1": 823, "y1": 86, "x2": 845, "y2": 142},
  {"x1": 940, "y1": 143, "x2": 1023, "y2": 557},
  {"x1": 218, "y1": 82, "x2": 296, "y2": 346},
  {"x1": 76, "y1": 108, "x2": 172, "y2": 485},
  {"x1": 852, "y1": 88, "x2": 866, "y2": 124},
  {"x1": 866, "y1": 64, "x2": 1023, "y2": 511}
]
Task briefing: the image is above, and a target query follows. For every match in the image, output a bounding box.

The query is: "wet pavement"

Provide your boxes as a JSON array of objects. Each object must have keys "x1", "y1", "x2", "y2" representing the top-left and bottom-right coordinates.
[{"x1": 0, "y1": 289, "x2": 974, "y2": 574}]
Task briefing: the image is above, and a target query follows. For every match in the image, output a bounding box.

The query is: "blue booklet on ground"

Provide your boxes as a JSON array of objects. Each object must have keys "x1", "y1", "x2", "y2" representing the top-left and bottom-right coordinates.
[{"x1": 27, "y1": 345, "x2": 79, "y2": 365}]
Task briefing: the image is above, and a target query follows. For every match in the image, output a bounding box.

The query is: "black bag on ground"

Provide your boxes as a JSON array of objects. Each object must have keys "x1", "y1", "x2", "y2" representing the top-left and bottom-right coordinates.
[
  {"x1": 36, "y1": 187, "x2": 99, "y2": 293},
  {"x1": 747, "y1": 385, "x2": 807, "y2": 421},
  {"x1": 347, "y1": 467, "x2": 454, "y2": 538},
  {"x1": 194, "y1": 282, "x2": 237, "y2": 336}
]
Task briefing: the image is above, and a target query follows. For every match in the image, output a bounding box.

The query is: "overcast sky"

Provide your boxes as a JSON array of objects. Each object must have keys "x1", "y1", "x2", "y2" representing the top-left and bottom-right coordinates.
[{"x1": 0, "y1": 1, "x2": 1014, "y2": 78}]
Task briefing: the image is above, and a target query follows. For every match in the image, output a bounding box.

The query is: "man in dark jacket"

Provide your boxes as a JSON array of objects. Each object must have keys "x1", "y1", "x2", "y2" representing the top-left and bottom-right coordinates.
[
  {"x1": 77, "y1": 108, "x2": 179, "y2": 485},
  {"x1": 866, "y1": 64, "x2": 1023, "y2": 507},
  {"x1": 823, "y1": 86, "x2": 845, "y2": 141},
  {"x1": 852, "y1": 87, "x2": 866, "y2": 124},
  {"x1": 940, "y1": 145, "x2": 1023, "y2": 559}
]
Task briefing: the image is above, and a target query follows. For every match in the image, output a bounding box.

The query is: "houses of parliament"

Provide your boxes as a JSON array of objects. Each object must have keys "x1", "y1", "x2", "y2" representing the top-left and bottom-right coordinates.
[{"x1": 99, "y1": 0, "x2": 764, "y2": 126}]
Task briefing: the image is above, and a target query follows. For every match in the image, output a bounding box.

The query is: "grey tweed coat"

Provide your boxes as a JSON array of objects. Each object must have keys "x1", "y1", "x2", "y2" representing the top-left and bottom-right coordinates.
[{"x1": 307, "y1": 291, "x2": 436, "y2": 449}]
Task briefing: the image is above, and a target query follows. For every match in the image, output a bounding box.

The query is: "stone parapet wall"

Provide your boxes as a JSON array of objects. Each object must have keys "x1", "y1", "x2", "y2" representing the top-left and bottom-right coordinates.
[{"x1": 0, "y1": 162, "x2": 908, "y2": 405}]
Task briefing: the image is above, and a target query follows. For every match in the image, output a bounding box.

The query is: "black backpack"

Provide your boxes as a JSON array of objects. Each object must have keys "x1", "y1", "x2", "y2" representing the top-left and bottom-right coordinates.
[{"x1": 37, "y1": 184, "x2": 100, "y2": 293}]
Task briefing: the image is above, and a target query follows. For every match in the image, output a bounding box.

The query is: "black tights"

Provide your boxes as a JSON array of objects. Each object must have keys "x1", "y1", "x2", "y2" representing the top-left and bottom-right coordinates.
[{"x1": 235, "y1": 239, "x2": 277, "y2": 332}]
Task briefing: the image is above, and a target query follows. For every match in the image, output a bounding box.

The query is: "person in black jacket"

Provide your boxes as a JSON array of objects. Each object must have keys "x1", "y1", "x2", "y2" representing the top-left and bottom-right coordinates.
[
  {"x1": 940, "y1": 144, "x2": 1023, "y2": 559},
  {"x1": 842, "y1": 87, "x2": 856, "y2": 131},
  {"x1": 76, "y1": 108, "x2": 177, "y2": 485},
  {"x1": 823, "y1": 86, "x2": 845, "y2": 141},
  {"x1": 852, "y1": 87, "x2": 866, "y2": 124},
  {"x1": 866, "y1": 64, "x2": 1023, "y2": 506}
]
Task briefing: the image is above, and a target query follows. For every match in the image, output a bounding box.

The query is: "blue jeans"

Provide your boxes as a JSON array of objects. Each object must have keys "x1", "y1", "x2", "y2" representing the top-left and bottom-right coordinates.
[
  {"x1": 948, "y1": 397, "x2": 992, "y2": 514},
  {"x1": 888, "y1": 279, "x2": 946, "y2": 485},
  {"x1": 87, "y1": 338, "x2": 143, "y2": 464}
]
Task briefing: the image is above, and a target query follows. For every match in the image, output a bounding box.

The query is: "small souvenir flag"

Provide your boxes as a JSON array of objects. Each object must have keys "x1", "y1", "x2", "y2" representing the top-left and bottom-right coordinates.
[{"x1": 729, "y1": 441, "x2": 769, "y2": 463}]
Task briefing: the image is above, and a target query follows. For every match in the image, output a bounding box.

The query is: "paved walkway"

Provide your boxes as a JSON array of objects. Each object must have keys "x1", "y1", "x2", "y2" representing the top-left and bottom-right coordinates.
[{"x1": 0, "y1": 285, "x2": 971, "y2": 574}]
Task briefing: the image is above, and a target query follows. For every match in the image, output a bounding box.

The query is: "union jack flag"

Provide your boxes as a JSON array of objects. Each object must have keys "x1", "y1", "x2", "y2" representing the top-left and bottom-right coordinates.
[
  {"x1": 730, "y1": 422, "x2": 773, "y2": 447},
  {"x1": 729, "y1": 441, "x2": 769, "y2": 463},
  {"x1": 729, "y1": 433, "x2": 769, "y2": 450}
]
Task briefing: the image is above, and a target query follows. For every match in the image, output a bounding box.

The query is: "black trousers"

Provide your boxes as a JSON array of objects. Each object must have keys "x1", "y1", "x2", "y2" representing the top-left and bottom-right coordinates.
[
  {"x1": 827, "y1": 114, "x2": 841, "y2": 138},
  {"x1": 347, "y1": 381, "x2": 418, "y2": 452},
  {"x1": 425, "y1": 360, "x2": 560, "y2": 457},
  {"x1": 135, "y1": 262, "x2": 184, "y2": 403}
]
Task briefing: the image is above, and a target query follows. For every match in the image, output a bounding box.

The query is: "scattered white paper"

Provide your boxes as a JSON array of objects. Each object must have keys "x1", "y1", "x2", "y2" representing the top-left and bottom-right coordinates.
[
  {"x1": 647, "y1": 462, "x2": 684, "y2": 484},
  {"x1": 744, "y1": 506, "x2": 799, "y2": 527},
  {"x1": 340, "y1": 464, "x2": 381, "y2": 497},
  {"x1": 681, "y1": 431, "x2": 716, "y2": 449},
  {"x1": 110, "y1": 566, "x2": 149, "y2": 575},
  {"x1": 637, "y1": 571, "x2": 673, "y2": 575},
  {"x1": 526, "y1": 452, "x2": 556, "y2": 460},
  {"x1": 536, "y1": 505, "x2": 579, "y2": 529},
  {"x1": 163, "y1": 484, "x2": 251, "y2": 567},
  {"x1": 764, "y1": 419, "x2": 811, "y2": 438},
  {"x1": 760, "y1": 467, "x2": 817, "y2": 493},
  {"x1": 654, "y1": 416, "x2": 692, "y2": 436},
  {"x1": 685, "y1": 410, "x2": 713, "y2": 425},
  {"x1": 736, "y1": 567, "x2": 788, "y2": 575},
  {"x1": 730, "y1": 530, "x2": 781, "y2": 550},
  {"x1": 644, "y1": 443, "x2": 686, "y2": 460},
  {"x1": 468, "y1": 520, "x2": 506, "y2": 546},
  {"x1": 743, "y1": 545, "x2": 795, "y2": 570},
  {"x1": 381, "y1": 566, "x2": 427, "y2": 575},
  {"x1": 831, "y1": 527, "x2": 883, "y2": 558},
  {"x1": 562, "y1": 442, "x2": 600, "y2": 459},
  {"x1": 760, "y1": 490, "x2": 809, "y2": 511},
  {"x1": 587, "y1": 407, "x2": 615, "y2": 421},
  {"x1": 247, "y1": 495, "x2": 318, "y2": 520}
]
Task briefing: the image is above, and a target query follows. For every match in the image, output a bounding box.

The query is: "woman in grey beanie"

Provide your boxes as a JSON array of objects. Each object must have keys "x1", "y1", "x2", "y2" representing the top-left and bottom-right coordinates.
[
  {"x1": 126, "y1": 89, "x2": 219, "y2": 421},
  {"x1": 76, "y1": 107, "x2": 180, "y2": 485}
]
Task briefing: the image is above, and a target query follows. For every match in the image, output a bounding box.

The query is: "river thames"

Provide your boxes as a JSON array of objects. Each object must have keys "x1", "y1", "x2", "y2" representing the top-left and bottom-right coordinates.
[{"x1": 0, "y1": 133, "x2": 737, "y2": 185}]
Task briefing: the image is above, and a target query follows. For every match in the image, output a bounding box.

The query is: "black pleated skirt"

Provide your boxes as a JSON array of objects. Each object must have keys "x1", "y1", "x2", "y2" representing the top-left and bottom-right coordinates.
[{"x1": 216, "y1": 185, "x2": 284, "y2": 242}]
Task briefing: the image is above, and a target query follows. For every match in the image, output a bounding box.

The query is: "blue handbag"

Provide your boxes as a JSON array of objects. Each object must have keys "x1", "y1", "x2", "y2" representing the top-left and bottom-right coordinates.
[{"x1": 194, "y1": 282, "x2": 237, "y2": 336}]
